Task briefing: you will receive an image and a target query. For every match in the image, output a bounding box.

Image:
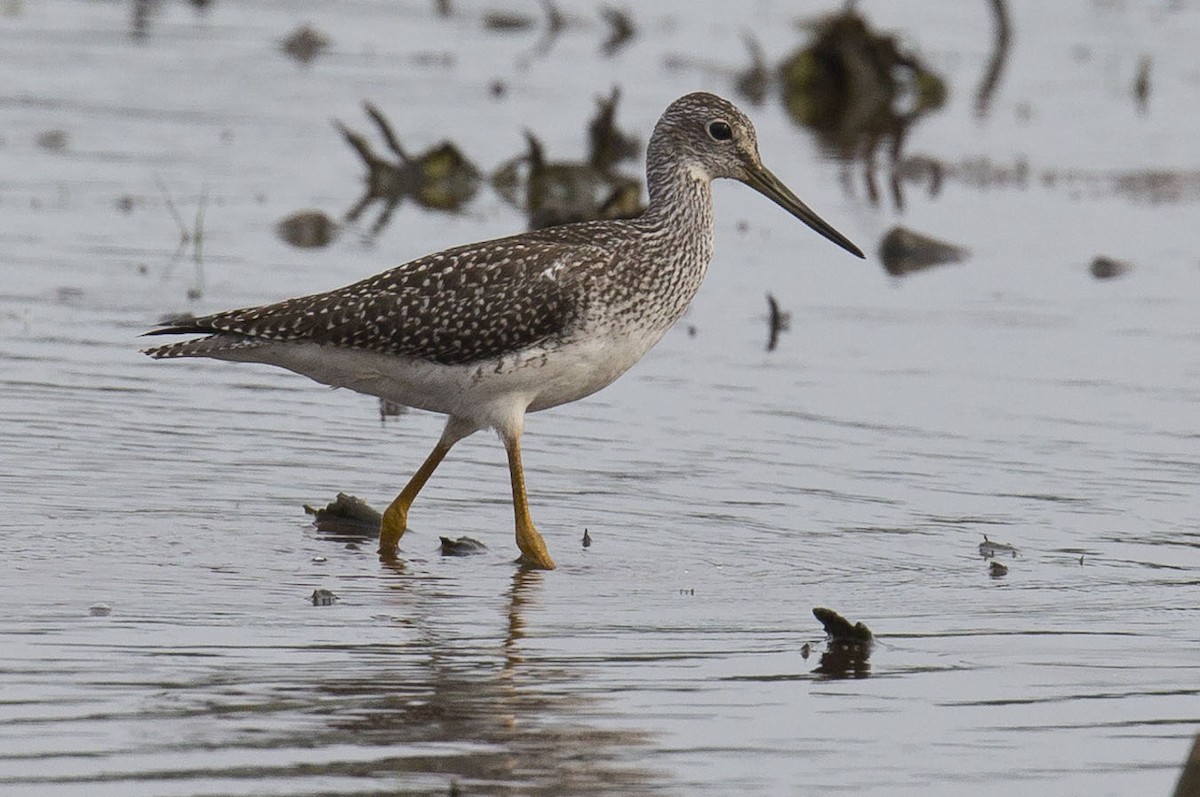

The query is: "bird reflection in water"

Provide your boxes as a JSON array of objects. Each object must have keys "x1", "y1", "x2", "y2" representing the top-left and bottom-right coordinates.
[{"x1": 301, "y1": 565, "x2": 660, "y2": 794}]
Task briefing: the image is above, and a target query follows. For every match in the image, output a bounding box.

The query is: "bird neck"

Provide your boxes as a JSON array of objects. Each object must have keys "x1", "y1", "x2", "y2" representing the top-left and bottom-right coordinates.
[
  {"x1": 609, "y1": 143, "x2": 716, "y2": 336},
  {"x1": 639, "y1": 145, "x2": 715, "y2": 264}
]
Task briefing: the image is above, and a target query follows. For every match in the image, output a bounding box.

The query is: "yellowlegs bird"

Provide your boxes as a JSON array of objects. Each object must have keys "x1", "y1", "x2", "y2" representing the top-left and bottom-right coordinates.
[{"x1": 144, "y1": 92, "x2": 863, "y2": 570}]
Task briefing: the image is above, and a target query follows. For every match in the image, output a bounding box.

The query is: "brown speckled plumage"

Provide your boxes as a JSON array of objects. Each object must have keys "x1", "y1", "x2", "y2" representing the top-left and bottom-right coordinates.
[{"x1": 146, "y1": 234, "x2": 611, "y2": 365}]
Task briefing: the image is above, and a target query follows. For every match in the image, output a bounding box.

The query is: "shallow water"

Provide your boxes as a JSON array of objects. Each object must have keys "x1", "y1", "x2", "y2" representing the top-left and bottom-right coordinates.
[{"x1": 2, "y1": 1, "x2": 1198, "y2": 795}]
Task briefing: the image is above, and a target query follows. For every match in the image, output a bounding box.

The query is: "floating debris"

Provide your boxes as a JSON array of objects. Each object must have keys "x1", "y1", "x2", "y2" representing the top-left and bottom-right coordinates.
[
  {"x1": 521, "y1": 130, "x2": 642, "y2": 229},
  {"x1": 543, "y1": 0, "x2": 565, "y2": 36},
  {"x1": 1108, "y1": 169, "x2": 1200, "y2": 204},
  {"x1": 483, "y1": 9, "x2": 535, "y2": 31},
  {"x1": 490, "y1": 152, "x2": 525, "y2": 207},
  {"x1": 304, "y1": 493, "x2": 381, "y2": 534},
  {"x1": 311, "y1": 555, "x2": 327, "y2": 563},
  {"x1": 130, "y1": 0, "x2": 157, "y2": 40},
  {"x1": 524, "y1": 130, "x2": 596, "y2": 223},
  {"x1": 1133, "y1": 55, "x2": 1152, "y2": 114},
  {"x1": 88, "y1": 603, "x2": 112, "y2": 617},
  {"x1": 311, "y1": 588, "x2": 338, "y2": 606},
  {"x1": 878, "y1": 226, "x2": 968, "y2": 276},
  {"x1": 1041, "y1": 165, "x2": 1200, "y2": 203},
  {"x1": 582, "y1": 528, "x2": 592, "y2": 548},
  {"x1": 765, "y1": 292, "x2": 791, "y2": 352},
  {"x1": 778, "y1": 9, "x2": 946, "y2": 206},
  {"x1": 922, "y1": 155, "x2": 1028, "y2": 191},
  {"x1": 338, "y1": 102, "x2": 481, "y2": 234},
  {"x1": 812, "y1": 607, "x2": 873, "y2": 677},
  {"x1": 492, "y1": 91, "x2": 643, "y2": 229},
  {"x1": 35, "y1": 129, "x2": 68, "y2": 152},
  {"x1": 979, "y1": 534, "x2": 1018, "y2": 559},
  {"x1": 1090, "y1": 255, "x2": 1130, "y2": 280},
  {"x1": 440, "y1": 536, "x2": 488, "y2": 556},
  {"x1": 520, "y1": 130, "x2": 643, "y2": 229},
  {"x1": 814, "y1": 607, "x2": 873, "y2": 644},
  {"x1": 599, "y1": 6, "x2": 635, "y2": 57},
  {"x1": 892, "y1": 154, "x2": 945, "y2": 199},
  {"x1": 587, "y1": 87, "x2": 640, "y2": 172},
  {"x1": 779, "y1": 10, "x2": 946, "y2": 145},
  {"x1": 597, "y1": 180, "x2": 642, "y2": 220},
  {"x1": 989, "y1": 560, "x2": 1008, "y2": 578},
  {"x1": 889, "y1": 155, "x2": 1200, "y2": 205},
  {"x1": 276, "y1": 209, "x2": 337, "y2": 248},
  {"x1": 515, "y1": 0, "x2": 567, "y2": 58},
  {"x1": 734, "y1": 32, "x2": 769, "y2": 105},
  {"x1": 281, "y1": 24, "x2": 329, "y2": 65}
]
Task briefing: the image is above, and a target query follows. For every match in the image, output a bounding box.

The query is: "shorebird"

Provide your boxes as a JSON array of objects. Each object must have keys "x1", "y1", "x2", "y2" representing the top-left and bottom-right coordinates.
[{"x1": 144, "y1": 91, "x2": 864, "y2": 570}]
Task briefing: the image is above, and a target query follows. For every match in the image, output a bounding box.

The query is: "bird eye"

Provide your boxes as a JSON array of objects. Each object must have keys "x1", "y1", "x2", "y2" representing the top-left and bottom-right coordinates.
[{"x1": 707, "y1": 121, "x2": 733, "y2": 141}]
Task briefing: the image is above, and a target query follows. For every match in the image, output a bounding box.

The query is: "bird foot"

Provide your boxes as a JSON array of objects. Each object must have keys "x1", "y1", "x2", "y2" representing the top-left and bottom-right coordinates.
[
  {"x1": 515, "y1": 551, "x2": 557, "y2": 570},
  {"x1": 378, "y1": 500, "x2": 408, "y2": 560},
  {"x1": 515, "y1": 524, "x2": 556, "y2": 570}
]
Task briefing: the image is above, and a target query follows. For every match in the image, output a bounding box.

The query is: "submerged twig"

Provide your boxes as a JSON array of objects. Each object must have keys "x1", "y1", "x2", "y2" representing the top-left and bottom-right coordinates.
[
  {"x1": 974, "y1": 0, "x2": 1012, "y2": 118},
  {"x1": 600, "y1": 6, "x2": 635, "y2": 57},
  {"x1": 765, "y1": 293, "x2": 791, "y2": 352},
  {"x1": 154, "y1": 177, "x2": 207, "y2": 300}
]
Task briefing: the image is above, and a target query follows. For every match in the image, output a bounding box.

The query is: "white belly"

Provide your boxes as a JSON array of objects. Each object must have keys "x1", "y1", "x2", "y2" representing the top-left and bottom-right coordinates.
[{"x1": 219, "y1": 324, "x2": 668, "y2": 430}]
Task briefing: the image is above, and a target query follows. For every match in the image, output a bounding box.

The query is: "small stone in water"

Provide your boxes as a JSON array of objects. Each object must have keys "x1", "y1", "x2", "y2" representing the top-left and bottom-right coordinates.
[
  {"x1": 878, "y1": 226, "x2": 968, "y2": 276},
  {"x1": 311, "y1": 589, "x2": 338, "y2": 606},
  {"x1": 277, "y1": 209, "x2": 337, "y2": 248},
  {"x1": 812, "y1": 607, "x2": 873, "y2": 676},
  {"x1": 439, "y1": 536, "x2": 487, "y2": 556},
  {"x1": 36, "y1": 129, "x2": 68, "y2": 151},
  {"x1": 281, "y1": 24, "x2": 329, "y2": 65},
  {"x1": 1090, "y1": 255, "x2": 1130, "y2": 280},
  {"x1": 88, "y1": 603, "x2": 112, "y2": 617},
  {"x1": 304, "y1": 493, "x2": 382, "y2": 533}
]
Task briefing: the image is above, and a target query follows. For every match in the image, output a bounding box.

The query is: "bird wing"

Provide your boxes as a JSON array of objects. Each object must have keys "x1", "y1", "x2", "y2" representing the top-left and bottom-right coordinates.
[{"x1": 146, "y1": 233, "x2": 613, "y2": 366}]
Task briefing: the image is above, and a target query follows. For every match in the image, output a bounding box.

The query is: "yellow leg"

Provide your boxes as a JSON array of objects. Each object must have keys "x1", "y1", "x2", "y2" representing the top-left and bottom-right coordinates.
[
  {"x1": 503, "y1": 430, "x2": 556, "y2": 570},
  {"x1": 378, "y1": 439, "x2": 452, "y2": 559},
  {"x1": 380, "y1": 418, "x2": 477, "y2": 558}
]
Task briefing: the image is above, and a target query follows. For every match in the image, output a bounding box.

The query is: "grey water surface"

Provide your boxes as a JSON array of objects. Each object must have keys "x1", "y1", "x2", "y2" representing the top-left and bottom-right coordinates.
[{"x1": 1, "y1": 1, "x2": 1198, "y2": 795}]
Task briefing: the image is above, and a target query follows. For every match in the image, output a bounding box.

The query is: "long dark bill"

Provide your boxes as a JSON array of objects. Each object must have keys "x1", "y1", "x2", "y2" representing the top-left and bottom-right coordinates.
[{"x1": 746, "y1": 165, "x2": 864, "y2": 259}]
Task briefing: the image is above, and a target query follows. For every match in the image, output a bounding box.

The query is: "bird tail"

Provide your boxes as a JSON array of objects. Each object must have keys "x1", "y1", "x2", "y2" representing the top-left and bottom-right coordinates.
[{"x1": 141, "y1": 333, "x2": 268, "y2": 360}]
